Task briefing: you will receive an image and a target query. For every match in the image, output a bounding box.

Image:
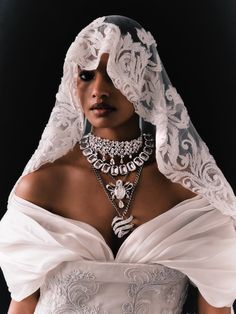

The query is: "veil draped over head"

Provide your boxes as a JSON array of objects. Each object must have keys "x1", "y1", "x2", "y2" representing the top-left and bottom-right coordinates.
[{"x1": 12, "y1": 15, "x2": 236, "y2": 218}]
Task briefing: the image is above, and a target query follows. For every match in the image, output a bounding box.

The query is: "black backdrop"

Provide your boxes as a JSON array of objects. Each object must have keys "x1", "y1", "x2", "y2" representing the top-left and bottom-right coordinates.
[{"x1": 0, "y1": 0, "x2": 235, "y2": 312}]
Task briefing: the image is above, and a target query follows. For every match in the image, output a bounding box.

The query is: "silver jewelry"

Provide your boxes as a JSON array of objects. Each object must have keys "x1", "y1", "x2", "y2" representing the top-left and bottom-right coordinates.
[
  {"x1": 80, "y1": 133, "x2": 154, "y2": 176},
  {"x1": 92, "y1": 164, "x2": 143, "y2": 238},
  {"x1": 88, "y1": 133, "x2": 143, "y2": 165},
  {"x1": 106, "y1": 179, "x2": 133, "y2": 209}
]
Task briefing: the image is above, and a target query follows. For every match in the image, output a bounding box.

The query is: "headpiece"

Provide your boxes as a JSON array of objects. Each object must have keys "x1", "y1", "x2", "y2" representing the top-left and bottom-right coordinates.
[{"x1": 10, "y1": 15, "x2": 236, "y2": 218}]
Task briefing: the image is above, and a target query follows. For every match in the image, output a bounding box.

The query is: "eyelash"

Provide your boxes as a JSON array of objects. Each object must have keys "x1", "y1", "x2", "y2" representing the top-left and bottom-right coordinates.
[{"x1": 79, "y1": 71, "x2": 95, "y2": 81}]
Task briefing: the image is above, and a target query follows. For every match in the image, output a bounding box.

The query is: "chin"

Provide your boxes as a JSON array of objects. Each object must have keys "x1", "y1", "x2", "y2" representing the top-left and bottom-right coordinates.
[
  {"x1": 87, "y1": 111, "x2": 138, "y2": 127},
  {"x1": 87, "y1": 119, "x2": 121, "y2": 129}
]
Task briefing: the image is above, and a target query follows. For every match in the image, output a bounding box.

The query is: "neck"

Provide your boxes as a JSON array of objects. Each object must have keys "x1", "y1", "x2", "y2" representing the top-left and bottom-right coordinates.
[{"x1": 91, "y1": 116, "x2": 141, "y2": 141}]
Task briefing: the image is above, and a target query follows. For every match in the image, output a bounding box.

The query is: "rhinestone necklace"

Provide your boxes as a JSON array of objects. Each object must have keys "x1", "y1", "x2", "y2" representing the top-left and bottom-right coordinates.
[
  {"x1": 88, "y1": 133, "x2": 143, "y2": 165},
  {"x1": 80, "y1": 133, "x2": 154, "y2": 176}
]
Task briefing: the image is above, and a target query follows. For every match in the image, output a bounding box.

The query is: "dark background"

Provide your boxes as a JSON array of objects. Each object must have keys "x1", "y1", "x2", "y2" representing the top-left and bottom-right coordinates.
[{"x1": 0, "y1": 0, "x2": 235, "y2": 312}]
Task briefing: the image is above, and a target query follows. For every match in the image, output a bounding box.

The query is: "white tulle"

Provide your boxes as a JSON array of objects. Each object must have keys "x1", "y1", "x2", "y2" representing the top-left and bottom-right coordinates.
[{"x1": 10, "y1": 16, "x2": 236, "y2": 218}]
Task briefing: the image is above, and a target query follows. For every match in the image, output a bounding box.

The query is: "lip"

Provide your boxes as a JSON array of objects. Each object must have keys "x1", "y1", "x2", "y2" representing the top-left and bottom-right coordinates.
[
  {"x1": 90, "y1": 102, "x2": 116, "y2": 117},
  {"x1": 90, "y1": 102, "x2": 116, "y2": 110}
]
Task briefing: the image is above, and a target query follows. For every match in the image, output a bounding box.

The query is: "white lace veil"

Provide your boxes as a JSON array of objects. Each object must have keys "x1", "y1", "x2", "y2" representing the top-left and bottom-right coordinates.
[{"x1": 11, "y1": 15, "x2": 236, "y2": 218}]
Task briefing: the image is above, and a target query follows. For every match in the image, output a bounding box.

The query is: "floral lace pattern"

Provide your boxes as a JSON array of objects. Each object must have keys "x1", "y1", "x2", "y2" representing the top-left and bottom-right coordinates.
[
  {"x1": 158, "y1": 86, "x2": 236, "y2": 215},
  {"x1": 34, "y1": 262, "x2": 188, "y2": 314},
  {"x1": 122, "y1": 266, "x2": 188, "y2": 314},
  {"x1": 35, "y1": 268, "x2": 101, "y2": 314},
  {"x1": 14, "y1": 15, "x2": 236, "y2": 218}
]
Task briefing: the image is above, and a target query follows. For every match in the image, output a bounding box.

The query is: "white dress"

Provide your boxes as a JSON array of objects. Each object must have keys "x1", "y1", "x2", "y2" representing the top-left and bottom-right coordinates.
[
  {"x1": 0, "y1": 194, "x2": 236, "y2": 313},
  {"x1": 34, "y1": 260, "x2": 188, "y2": 313}
]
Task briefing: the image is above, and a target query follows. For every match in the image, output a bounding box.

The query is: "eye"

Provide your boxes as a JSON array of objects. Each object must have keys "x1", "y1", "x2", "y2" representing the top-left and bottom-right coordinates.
[{"x1": 78, "y1": 70, "x2": 95, "y2": 81}]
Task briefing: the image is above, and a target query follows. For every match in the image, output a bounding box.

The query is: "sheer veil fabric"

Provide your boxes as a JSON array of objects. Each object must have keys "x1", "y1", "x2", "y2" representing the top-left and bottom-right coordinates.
[
  {"x1": 1, "y1": 15, "x2": 236, "y2": 310},
  {"x1": 9, "y1": 15, "x2": 236, "y2": 218}
]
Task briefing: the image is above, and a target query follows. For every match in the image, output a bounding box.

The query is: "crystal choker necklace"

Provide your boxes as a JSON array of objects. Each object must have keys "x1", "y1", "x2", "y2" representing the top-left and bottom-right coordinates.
[
  {"x1": 79, "y1": 133, "x2": 154, "y2": 176},
  {"x1": 88, "y1": 133, "x2": 143, "y2": 164}
]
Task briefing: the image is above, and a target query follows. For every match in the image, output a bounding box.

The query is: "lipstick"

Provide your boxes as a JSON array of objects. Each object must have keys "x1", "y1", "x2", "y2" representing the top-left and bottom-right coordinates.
[{"x1": 90, "y1": 102, "x2": 116, "y2": 117}]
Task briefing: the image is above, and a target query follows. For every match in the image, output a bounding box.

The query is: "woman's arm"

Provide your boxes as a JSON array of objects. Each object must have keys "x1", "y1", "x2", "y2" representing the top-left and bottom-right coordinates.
[
  {"x1": 7, "y1": 290, "x2": 39, "y2": 314},
  {"x1": 198, "y1": 293, "x2": 231, "y2": 314}
]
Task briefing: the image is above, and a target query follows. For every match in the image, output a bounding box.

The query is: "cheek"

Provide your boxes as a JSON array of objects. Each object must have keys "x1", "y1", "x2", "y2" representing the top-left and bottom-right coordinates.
[
  {"x1": 120, "y1": 96, "x2": 135, "y2": 116},
  {"x1": 128, "y1": 102, "x2": 135, "y2": 114},
  {"x1": 114, "y1": 89, "x2": 131, "y2": 108},
  {"x1": 77, "y1": 85, "x2": 88, "y2": 110}
]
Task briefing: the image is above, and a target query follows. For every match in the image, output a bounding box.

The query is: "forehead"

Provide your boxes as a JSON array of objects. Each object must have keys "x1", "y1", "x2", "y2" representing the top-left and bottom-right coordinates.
[{"x1": 97, "y1": 53, "x2": 109, "y2": 69}]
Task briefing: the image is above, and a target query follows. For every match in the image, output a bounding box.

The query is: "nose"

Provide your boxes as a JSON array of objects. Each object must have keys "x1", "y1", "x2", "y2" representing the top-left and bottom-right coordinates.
[{"x1": 92, "y1": 72, "x2": 110, "y2": 100}]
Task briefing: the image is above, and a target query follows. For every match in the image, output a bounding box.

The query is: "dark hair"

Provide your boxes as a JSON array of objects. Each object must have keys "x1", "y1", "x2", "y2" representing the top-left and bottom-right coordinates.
[{"x1": 104, "y1": 15, "x2": 143, "y2": 40}]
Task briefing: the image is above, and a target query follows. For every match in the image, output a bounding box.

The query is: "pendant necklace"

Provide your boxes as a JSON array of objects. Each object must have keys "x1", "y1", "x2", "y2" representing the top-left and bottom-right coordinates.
[
  {"x1": 92, "y1": 164, "x2": 144, "y2": 238},
  {"x1": 79, "y1": 132, "x2": 154, "y2": 238}
]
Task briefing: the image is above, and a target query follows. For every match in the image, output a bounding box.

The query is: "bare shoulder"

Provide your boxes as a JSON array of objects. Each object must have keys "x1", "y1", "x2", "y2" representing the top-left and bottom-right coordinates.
[
  {"x1": 15, "y1": 163, "x2": 56, "y2": 206},
  {"x1": 148, "y1": 159, "x2": 197, "y2": 202},
  {"x1": 15, "y1": 144, "x2": 83, "y2": 209},
  {"x1": 171, "y1": 179, "x2": 197, "y2": 201}
]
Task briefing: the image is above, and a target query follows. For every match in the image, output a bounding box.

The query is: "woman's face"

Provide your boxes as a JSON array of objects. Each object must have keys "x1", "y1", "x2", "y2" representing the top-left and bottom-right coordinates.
[{"x1": 77, "y1": 53, "x2": 138, "y2": 132}]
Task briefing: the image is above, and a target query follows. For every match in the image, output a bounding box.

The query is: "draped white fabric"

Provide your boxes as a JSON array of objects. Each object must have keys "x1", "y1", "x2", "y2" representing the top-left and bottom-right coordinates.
[
  {"x1": 0, "y1": 194, "x2": 236, "y2": 309},
  {"x1": 14, "y1": 15, "x2": 236, "y2": 217},
  {"x1": 1, "y1": 15, "x2": 236, "y2": 312}
]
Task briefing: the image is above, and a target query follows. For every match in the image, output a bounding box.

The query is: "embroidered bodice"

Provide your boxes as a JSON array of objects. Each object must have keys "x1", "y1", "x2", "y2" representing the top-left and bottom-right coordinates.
[{"x1": 34, "y1": 260, "x2": 188, "y2": 314}]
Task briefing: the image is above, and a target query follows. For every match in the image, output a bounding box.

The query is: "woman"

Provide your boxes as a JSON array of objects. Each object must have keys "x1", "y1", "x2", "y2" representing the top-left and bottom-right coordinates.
[{"x1": 1, "y1": 15, "x2": 236, "y2": 313}]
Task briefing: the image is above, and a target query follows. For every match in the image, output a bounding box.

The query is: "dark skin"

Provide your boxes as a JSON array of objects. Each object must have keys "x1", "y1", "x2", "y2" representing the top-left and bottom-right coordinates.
[{"x1": 8, "y1": 54, "x2": 231, "y2": 313}]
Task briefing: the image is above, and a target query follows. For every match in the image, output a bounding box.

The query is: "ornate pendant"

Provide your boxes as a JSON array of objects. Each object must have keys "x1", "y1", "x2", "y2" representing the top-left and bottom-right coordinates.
[
  {"x1": 106, "y1": 180, "x2": 133, "y2": 208},
  {"x1": 111, "y1": 215, "x2": 134, "y2": 238}
]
